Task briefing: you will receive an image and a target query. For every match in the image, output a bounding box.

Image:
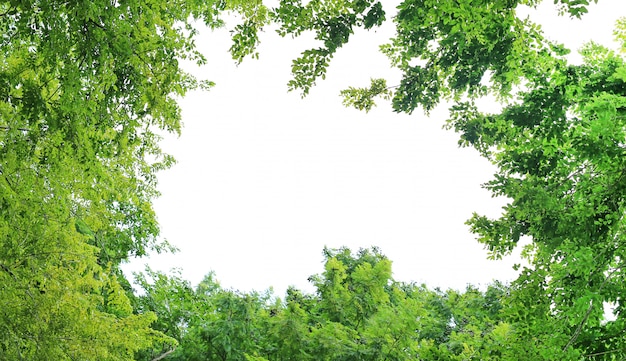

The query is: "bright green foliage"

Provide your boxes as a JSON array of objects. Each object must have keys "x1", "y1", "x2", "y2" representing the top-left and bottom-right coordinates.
[
  {"x1": 309, "y1": 247, "x2": 393, "y2": 329},
  {"x1": 272, "y1": 0, "x2": 386, "y2": 96},
  {"x1": 132, "y1": 268, "x2": 199, "y2": 360},
  {"x1": 407, "y1": 282, "x2": 515, "y2": 360},
  {"x1": 444, "y1": 20, "x2": 626, "y2": 360},
  {"x1": 340, "y1": 78, "x2": 392, "y2": 112},
  {"x1": 0, "y1": 0, "x2": 268, "y2": 358},
  {"x1": 555, "y1": 0, "x2": 599, "y2": 18},
  {"x1": 137, "y1": 247, "x2": 515, "y2": 361},
  {"x1": 228, "y1": 0, "x2": 272, "y2": 62},
  {"x1": 334, "y1": 0, "x2": 587, "y2": 113},
  {"x1": 136, "y1": 270, "x2": 274, "y2": 361}
]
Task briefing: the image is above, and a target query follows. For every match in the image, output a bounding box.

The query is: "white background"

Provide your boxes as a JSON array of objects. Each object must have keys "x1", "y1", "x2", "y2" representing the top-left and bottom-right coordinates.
[{"x1": 124, "y1": 1, "x2": 626, "y2": 296}]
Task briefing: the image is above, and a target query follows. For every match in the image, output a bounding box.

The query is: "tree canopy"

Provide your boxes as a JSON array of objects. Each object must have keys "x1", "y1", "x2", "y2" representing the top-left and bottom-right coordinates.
[
  {"x1": 448, "y1": 21, "x2": 626, "y2": 360},
  {"x1": 134, "y1": 247, "x2": 513, "y2": 361},
  {"x1": 0, "y1": 0, "x2": 267, "y2": 358},
  {"x1": 276, "y1": 2, "x2": 626, "y2": 358},
  {"x1": 2, "y1": 0, "x2": 626, "y2": 359}
]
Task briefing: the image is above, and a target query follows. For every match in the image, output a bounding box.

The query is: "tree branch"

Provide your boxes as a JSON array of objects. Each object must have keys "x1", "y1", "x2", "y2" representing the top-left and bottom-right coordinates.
[
  {"x1": 0, "y1": 263, "x2": 15, "y2": 278},
  {"x1": 563, "y1": 262, "x2": 626, "y2": 351},
  {"x1": 0, "y1": 125, "x2": 30, "y2": 132},
  {"x1": 563, "y1": 301, "x2": 595, "y2": 352},
  {"x1": 150, "y1": 348, "x2": 175, "y2": 361},
  {"x1": 584, "y1": 347, "x2": 626, "y2": 357}
]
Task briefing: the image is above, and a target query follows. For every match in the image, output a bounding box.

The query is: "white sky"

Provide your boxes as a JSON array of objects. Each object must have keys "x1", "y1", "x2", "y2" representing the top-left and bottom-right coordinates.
[{"x1": 124, "y1": 1, "x2": 625, "y2": 296}]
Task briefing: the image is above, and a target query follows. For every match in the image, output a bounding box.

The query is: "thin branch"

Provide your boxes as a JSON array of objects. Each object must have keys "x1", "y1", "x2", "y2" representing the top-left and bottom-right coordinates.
[
  {"x1": 585, "y1": 348, "x2": 626, "y2": 358},
  {"x1": 150, "y1": 349, "x2": 175, "y2": 361},
  {"x1": 89, "y1": 19, "x2": 107, "y2": 31},
  {"x1": 0, "y1": 263, "x2": 16, "y2": 278},
  {"x1": 563, "y1": 301, "x2": 595, "y2": 352},
  {"x1": 563, "y1": 262, "x2": 626, "y2": 351},
  {"x1": 0, "y1": 125, "x2": 30, "y2": 132}
]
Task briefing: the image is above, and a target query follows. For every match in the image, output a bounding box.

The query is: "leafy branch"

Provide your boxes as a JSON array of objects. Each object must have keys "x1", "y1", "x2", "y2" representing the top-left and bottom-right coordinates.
[{"x1": 563, "y1": 261, "x2": 626, "y2": 351}]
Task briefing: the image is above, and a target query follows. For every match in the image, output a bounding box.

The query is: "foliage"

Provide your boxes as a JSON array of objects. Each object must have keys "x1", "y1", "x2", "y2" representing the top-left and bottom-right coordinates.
[
  {"x1": 268, "y1": 1, "x2": 604, "y2": 112},
  {"x1": 269, "y1": 0, "x2": 565, "y2": 111},
  {"x1": 266, "y1": 0, "x2": 626, "y2": 358},
  {"x1": 131, "y1": 268, "x2": 198, "y2": 360},
  {"x1": 444, "y1": 26, "x2": 626, "y2": 359},
  {"x1": 0, "y1": 0, "x2": 268, "y2": 358},
  {"x1": 4, "y1": 0, "x2": 625, "y2": 358},
  {"x1": 272, "y1": 0, "x2": 386, "y2": 96},
  {"x1": 137, "y1": 247, "x2": 516, "y2": 361},
  {"x1": 279, "y1": 0, "x2": 626, "y2": 358},
  {"x1": 136, "y1": 246, "x2": 622, "y2": 360},
  {"x1": 340, "y1": 78, "x2": 392, "y2": 113},
  {"x1": 134, "y1": 269, "x2": 274, "y2": 361}
]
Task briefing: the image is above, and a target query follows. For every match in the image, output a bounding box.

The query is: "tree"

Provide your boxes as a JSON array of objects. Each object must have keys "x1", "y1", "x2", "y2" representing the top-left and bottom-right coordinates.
[
  {"x1": 131, "y1": 267, "x2": 199, "y2": 360},
  {"x1": 4, "y1": 0, "x2": 620, "y2": 358},
  {"x1": 274, "y1": 1, "x2": 626, "y2": 358},
  {"x1": 138, "y1": 247, "x2": 516, "y2": 361},
  {"x1": 0, "y1": 0, "x2": 269, "y2": 358},
  {"x1": 273, "y1": 0, "x2": 584, "y2": 112},
  {"x1": 268, "y1": 1, "x2": 626, "y2": 358},
  {"x1": 134, "y1": 268, "x2": 276, "y2": 361},
  {"x1": 446, "y1": 26, "x2": 626, "y2": 359}
]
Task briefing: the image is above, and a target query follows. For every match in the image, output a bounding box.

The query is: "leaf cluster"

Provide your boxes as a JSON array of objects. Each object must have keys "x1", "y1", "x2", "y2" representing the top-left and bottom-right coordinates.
[{"x1": 272, "y1": 0, "x2": 386, "y2": 96}]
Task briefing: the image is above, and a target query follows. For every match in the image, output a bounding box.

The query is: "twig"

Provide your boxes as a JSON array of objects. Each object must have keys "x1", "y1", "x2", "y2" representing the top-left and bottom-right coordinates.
[
  {"x1": 563, "y1": 262, "x2": 625, "y2": 351},
  {"x1": 150, "y1": 349, "x2": 175, "y2": 361},
  {"x1": 0, "y1": 125, "x2": 30, "y2": 132},
  {"x1": 585, "y1": 348, "x2": 626, "y2": 357}
]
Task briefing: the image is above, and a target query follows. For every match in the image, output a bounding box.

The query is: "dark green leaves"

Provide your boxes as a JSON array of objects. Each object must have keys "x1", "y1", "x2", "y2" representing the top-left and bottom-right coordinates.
[{"x1": 386, "y1": 0, "x2": 558, "y2": 112}]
